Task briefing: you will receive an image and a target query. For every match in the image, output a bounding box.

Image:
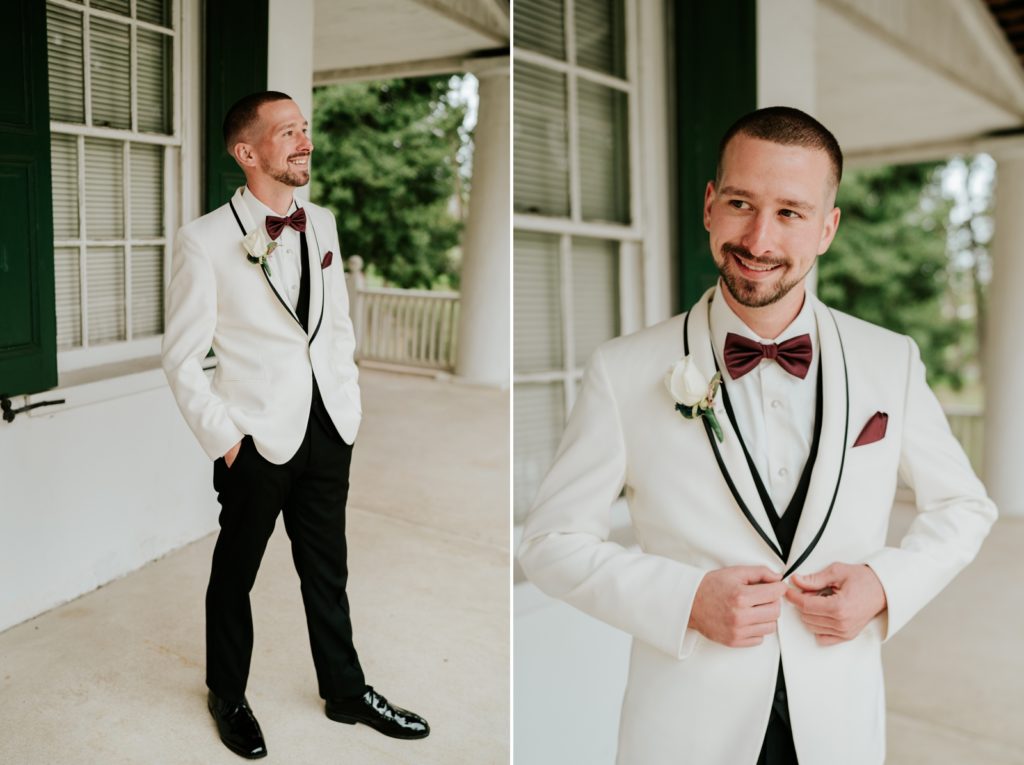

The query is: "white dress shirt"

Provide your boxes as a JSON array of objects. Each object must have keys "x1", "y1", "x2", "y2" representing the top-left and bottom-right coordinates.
[
  {"x1": 708, "y1": 281, "x2": 820, "y2": 513},
  {"x1": 241, "y1": 187, "x2": 304, "y2": 312}
]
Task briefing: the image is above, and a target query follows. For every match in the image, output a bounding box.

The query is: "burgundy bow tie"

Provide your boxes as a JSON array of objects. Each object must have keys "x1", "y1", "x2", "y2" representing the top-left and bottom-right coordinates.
[
  {"x1": 265, "y1": 207, "x2": 307, "y2": 239},
  {"x1": 723, "y1": 332, "x2": 813, "y2": 380}
]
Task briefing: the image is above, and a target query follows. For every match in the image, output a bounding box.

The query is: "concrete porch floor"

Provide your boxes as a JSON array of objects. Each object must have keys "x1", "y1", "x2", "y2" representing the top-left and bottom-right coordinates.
[
  {"x1": 0, "y1": 369, "x2": 509, "y2": 764},
  {"x1": 884, "y1": 507, "x2": 1024, "y2": 764}
]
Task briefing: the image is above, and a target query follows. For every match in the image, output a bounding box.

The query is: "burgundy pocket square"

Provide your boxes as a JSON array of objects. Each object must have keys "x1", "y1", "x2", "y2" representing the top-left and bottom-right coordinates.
[
  {"x1": 853, "y1": 412, "x2": 888, "y2": 447},
  {"x1": 321, "y1": 251, "x2": 333, "y2": 269}
]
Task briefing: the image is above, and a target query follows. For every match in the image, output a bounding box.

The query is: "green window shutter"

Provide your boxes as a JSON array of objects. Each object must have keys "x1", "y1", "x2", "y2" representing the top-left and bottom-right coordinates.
[
  {"x1": 676, "y1": 0, "x2": 757, "y2": 310},
  {"x1": 204, "y1": 0, "x2": 268, "y2": 213},
  {"x1": 0, "y1": 0, "x2": 57, "y2": 397}
]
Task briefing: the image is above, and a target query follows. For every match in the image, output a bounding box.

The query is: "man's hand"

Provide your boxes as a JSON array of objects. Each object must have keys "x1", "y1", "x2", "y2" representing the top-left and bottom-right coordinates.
[
  {"x1": 224, "y1": 439, "x2": 243, "y2": 468},
  {"x1": 688, "y1": 566, "x2": 788, "y2": 647},
  {"x1": 785, "y1": 563, "x2": 887, "y2": 645}
]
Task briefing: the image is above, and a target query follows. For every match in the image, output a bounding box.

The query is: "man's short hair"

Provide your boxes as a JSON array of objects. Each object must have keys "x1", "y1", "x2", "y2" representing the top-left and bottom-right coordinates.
[
  {"x1": 222, "y1": 91, "x2": 293, "y2": 154},
  {"x1": 716, "y1": 106, "x2": 843, "y2": 192}
]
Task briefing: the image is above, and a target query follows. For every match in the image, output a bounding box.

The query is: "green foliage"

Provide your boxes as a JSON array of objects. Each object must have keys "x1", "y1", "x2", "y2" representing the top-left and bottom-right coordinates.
[
  {"x1": 818, "y1": 163, "x2": 970, "y2": 389},
  {"x1": 311, "y1": 77, "x2": 470, "y2": 289}
]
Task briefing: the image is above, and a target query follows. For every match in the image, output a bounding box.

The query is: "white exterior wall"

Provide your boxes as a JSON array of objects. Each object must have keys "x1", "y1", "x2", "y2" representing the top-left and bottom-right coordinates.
[
  {"x1": 0, "y1": 376, "x2": 216, "y2": 633},
  {"x1": 0, "y1": 0, "x2": 319, "y2": 634}
]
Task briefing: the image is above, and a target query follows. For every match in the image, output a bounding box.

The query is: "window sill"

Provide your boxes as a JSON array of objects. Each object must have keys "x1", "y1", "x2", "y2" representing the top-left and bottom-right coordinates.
[{"x1": 17, "y1": 356, "x2": 216, "y2": 419}]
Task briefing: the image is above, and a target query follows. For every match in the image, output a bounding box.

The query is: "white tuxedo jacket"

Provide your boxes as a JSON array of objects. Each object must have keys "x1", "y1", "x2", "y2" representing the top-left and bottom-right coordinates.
[
  {"x1": 518, "y1": 288, "x2": 996, "y2": 765},
  {"x1": 162, "y1": 188, "x2": 361, "y2": 464}
]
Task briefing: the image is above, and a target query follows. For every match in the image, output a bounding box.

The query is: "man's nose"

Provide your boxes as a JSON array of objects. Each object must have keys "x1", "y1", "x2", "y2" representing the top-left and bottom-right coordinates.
[{"x1": 739, "y1": 212, "x2": 775, "y2": 258}]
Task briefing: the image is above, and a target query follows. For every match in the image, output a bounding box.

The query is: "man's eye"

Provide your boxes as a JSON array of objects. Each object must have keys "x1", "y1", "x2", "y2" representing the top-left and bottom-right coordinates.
[
  {"x1": 779, "y1": 209, "x2": 800, "y2": 219},
  {"x1": 729, "y1": 200, "x2": 749, "y2": 210}
]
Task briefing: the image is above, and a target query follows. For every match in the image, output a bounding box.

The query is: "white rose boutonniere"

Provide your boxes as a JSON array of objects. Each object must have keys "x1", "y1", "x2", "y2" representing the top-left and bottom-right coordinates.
[
  {"x1": 242, "y1": 228, "x2": 279, "y2": 278},
  {"x1": 665, "y1": 357, "x2": 724, "y2": 442}
]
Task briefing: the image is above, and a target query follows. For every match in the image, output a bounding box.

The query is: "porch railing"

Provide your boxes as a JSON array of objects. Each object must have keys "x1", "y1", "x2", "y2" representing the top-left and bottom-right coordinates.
[
  {"x1": 945, "y1": 405, "x2": 984, "y2": 474},
  {"x1": 346, "y1": 256, "x2": 460, "y2": 373}
]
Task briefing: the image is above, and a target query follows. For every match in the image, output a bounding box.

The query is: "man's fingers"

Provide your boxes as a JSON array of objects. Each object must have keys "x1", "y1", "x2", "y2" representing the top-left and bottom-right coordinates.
[
  {"x1": 734, "y1": 566, "x2": 782, "y2": 585},
  {"x1": 785, "y1": 586, "x2": 842, "y2": 617},
  {"x1": 790, "y1": 568, "x2": 836, "y2": 592},
  {"x1": 797, "y1": 613, "x2": 841, "y2": 632},
  {"x1": 815, "y1": 634, "x2": 846, "y2": 646},
  {"x1": 739, "y1": 580, "x2": 789, "y2": 606}
]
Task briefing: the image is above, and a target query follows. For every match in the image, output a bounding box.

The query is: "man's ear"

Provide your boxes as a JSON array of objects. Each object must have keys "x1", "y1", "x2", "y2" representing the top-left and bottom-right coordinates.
[
  {"x1": 817, "y1": 205, "x2": 841, "y2": 255},
  {"x1": 703, "y1": 181, "x2": 716, "y2": 232},
  {"x1": 231, "y1": 141, "x2": 257, "y2": 169}
]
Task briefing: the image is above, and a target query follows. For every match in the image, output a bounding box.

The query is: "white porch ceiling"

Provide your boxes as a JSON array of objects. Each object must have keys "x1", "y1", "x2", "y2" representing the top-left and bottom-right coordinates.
[
  {"x1": 816, "y1": 0, "x2": 1024, "y2": 159},
  {"x1": 313, "y1": 0, "x2": 509, "y2": 84}
]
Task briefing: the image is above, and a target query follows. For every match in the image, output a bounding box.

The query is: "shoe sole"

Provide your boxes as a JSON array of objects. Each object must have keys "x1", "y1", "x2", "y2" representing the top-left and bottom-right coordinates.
[{"x1": 325, "y1": 709, "x2": 430, "y2": 739}]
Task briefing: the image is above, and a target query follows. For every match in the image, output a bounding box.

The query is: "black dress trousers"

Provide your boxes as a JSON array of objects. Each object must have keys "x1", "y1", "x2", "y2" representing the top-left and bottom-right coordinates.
[{"x1": 205, "y1": 393, "x2": 367, "y2": 703}]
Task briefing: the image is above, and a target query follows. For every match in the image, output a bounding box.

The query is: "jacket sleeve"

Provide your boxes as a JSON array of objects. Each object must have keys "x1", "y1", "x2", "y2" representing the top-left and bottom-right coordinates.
[
  {"x1": 161, "y1": 225, "x2": 245, "y2": 460},
  {"x1": 517, "y1": 346, "x2": 707, "y2": 659},
  {"x1": 863, "y1": 336, "x2": 996, "y2": 639}
]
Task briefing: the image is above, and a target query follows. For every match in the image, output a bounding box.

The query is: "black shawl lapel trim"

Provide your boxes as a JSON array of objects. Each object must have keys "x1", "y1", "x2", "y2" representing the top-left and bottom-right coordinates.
[
  {"x1": 229, "y1": 199, "x2": 303, "y2": 329},
  {"x1": 305, "y1": 213, "x2": 325, "y2": 346},
  {"x1": 715, "y1": 356, "x2": 824, "y2": 561},
  {"x1": 684, "y1": 307, "x2": 785, "y2": 562},
  {"x1": 782, "y1": 307, "x2": 849, "y2": 577}
]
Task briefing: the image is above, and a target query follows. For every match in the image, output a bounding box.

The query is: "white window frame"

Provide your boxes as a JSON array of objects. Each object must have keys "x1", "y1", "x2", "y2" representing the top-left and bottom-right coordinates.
[
  {"x1": 513, "y1": 0, "x2": 643, "y2": 419},
  {"x1": 48, "y1": 0, "x2": 183, "y2": 374},
  {"x1": 513, "y1": 0, "x2": 676, "y2": 524}
]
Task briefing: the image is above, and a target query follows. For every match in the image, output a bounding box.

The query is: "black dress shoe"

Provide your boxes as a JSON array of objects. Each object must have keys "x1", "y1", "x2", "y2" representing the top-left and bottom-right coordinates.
[
  {"x1": 325, "y1": 687, "x2": 429, "y2": 739},
  {"x1": 207, "y1": 690, "x2": 268, "y2": 759}
]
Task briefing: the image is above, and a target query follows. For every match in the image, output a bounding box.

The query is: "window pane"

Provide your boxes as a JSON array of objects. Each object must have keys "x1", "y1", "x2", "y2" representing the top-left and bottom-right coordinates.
[
  {"x1": 130, "y1": 143, "x2": 163, "y2": 237},
  {"x1": 47, "y1": 3, "x2": 85, "y2": 123},
  {"x1": 92, "y1": 0, "x2": 130, "y2": 16},
  {"x1": 572, "y1": 237, "x2": 620, "y2": 365},
  {"x1": 137, "y1": 29, "x2": 171, "y2": 133},
  {"x1": 136, "y1": 0, "x2": 170, "y2": 27},
  {"x1": 84, "y1": 137, "x2": 124, "y2": 239},
  {"x1": 87, "y1": 246, "x2": 126, "y2": 344},
  {"x1": 575, "y1": 0, "x2": 626, "y2": 77},
  {"x1": 514, "y1": 63, "x2": 569, "y2": 217},
  {"x1": 514, "y1": 231, "x2": 563, "y2": 374},
  {"x1": 55, "y1": 247, "x2": 82, "y2": 349},
  {"x1": 578, "y1": 79, "x2": 630, "y2": 223},
  {"x1": 514, "y1": 0, "x2": 565, "y2": 60},
  {"x1": 50, "y1": 134, "x2": 79, "y2": 240},
  {"x1": 132, "y1": 245, "x2": 163, "y2": 338},
  {"x1": 513, "y1": 382, "x2": 566, "y2": 523},
  {"x1": 90, "y1": 17, "x2": 130, "y2": 129}
]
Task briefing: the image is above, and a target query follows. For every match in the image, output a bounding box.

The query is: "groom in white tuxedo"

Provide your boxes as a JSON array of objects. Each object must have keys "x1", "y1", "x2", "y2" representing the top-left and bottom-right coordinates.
[
  {"x1": 162, "y1": 91, "x2": 428, "y2": 759},
  {"x1": 518, "y1": 107, "x2": 996, "y2": 764}
]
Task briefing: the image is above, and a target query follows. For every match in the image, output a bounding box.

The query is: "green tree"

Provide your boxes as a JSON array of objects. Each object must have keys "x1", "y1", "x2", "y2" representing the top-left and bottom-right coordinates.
[
  {"x1": 818, "y1": 163, "x2": 970, "y2": 389},
  {"x1": 311, "y1": 76, "x2": 470, "y2": 289}
]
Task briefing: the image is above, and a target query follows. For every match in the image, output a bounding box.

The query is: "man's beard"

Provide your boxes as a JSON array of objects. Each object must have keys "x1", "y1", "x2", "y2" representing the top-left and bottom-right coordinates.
[
  {"x1": 716, "y1": 242, "x2": 806, "y2": 308},
  {"x1": 262, "y1": 154, "x2": 310, "y2": 187}
]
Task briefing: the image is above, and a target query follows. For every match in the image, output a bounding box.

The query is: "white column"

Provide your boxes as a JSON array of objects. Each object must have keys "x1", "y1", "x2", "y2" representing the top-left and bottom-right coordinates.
[
  {"x1": 454, "y1": 57, "x2": 510, "y2": 387},
  {"x1": 756, "y1": 0, "x2": 816, "y2": 112},
  {"x1": 983, "y1": 149, "x2": 1024, "y2": 516}
]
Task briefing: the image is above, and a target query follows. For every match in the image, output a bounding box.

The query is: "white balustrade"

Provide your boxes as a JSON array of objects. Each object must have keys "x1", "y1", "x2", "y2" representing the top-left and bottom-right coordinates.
[
  {"x1": 945, "y1": 405, "x2": 984, "y2": 474},
  {"x1": 345, "y1": 256, "x2": 460, "y2": 373}
]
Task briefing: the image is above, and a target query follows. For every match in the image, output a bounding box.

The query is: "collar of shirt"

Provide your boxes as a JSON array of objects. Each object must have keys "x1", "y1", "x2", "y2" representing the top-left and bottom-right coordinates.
[
  {"x1": 709, "y1": 280, "x2": 819, "y2": 383},
  {"x1": 241, "y1": 186, "x2": 303, "y2": 311},
  {"x1": 241, "y1": 186, "x2": 298, "y2": 234}
]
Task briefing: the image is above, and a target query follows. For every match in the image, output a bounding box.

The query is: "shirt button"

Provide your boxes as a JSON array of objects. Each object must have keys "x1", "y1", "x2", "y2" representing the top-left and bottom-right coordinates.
[
  {"x1": 771, "y1": 400, "x2": 783, "y2": 409},
  {"x1": 778, "y1": 467, "x2": 789, "y2": 478}
]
